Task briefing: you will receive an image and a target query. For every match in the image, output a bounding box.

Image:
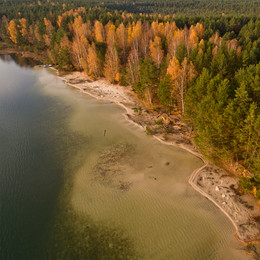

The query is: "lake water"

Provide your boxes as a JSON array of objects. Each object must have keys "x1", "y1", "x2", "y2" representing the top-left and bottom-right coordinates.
[{"x1": 0, "y1": 55, "x2": 249, "y2": 259}]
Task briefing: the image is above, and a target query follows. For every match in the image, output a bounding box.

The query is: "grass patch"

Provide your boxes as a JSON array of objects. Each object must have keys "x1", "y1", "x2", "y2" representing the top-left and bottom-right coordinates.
[
  {"x1": 132, "y1": 107, "x2": 143, "y2": 115},
  {"x1": 155, "y1": 118, "x2": 163, "y2": 125},
  {"x1": 145, "y1": 126, "x2": 153, "y2": 135}
]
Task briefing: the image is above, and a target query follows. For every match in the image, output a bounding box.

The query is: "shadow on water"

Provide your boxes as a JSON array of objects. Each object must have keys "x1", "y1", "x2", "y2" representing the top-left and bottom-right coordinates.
[
  {"x1": 0, "y1": 54, "x2": 138, "y2": 259},
  {"x1": 48, "y1": 200, "x2": 138, "y2": 260},
  {"x1": 46, "y1": 138, "x2": 138, "y2": 259},
  {"x1": 45, "y1": 133, "x2": 138, "y2": 259}
]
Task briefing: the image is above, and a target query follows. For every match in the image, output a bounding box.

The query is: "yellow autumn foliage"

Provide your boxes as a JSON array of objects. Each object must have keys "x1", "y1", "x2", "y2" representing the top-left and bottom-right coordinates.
[{"x1": 8, "y1": 20, "x2": 18, "y2": 44}]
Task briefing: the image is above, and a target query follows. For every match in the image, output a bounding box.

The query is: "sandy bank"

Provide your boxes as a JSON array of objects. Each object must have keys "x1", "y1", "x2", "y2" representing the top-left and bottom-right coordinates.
[
  {"x1": 189, "y1": 164, "x2": 260, "y2": 242},
  {"x1": 52, "y1": 69, "x2": 259, "y2": 247}
]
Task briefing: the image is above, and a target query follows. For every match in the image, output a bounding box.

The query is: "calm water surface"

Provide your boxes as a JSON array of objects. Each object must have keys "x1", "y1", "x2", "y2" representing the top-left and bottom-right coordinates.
[{"x1": 0, "y1": 55, "x2": 249, "y2": 259}]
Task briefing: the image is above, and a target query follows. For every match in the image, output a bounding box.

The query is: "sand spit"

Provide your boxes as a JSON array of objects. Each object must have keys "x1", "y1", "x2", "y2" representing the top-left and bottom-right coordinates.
[
  {"x1": 53, "y1": 70, "x2": 259, "y2": 245},
  {"x1": 189, "y1": 165, "x2": 260, "y2": 242}
]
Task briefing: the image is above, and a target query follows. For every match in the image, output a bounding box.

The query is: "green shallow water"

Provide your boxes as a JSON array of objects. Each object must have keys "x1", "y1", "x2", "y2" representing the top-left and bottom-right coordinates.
[{"x1": 0, "y1": 55, "x2": 250, "y2": 259}]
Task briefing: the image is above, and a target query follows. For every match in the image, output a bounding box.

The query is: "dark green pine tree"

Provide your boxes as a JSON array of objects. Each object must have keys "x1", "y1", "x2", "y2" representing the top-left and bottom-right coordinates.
[
  {"x1": 133, "y1": 58, "x2": 158, "y2": 105},
  {"x1": 57, "y1": 48, "x2": 73, "y2": 71},
  {"x1": 238, "y1": 103, "x2": 260, "y2": 172},
  {"x1": 223, "y1": 83, "x2": 252, "y2": 162},
  {"x1": 158, "y1": 74, "x2": 173, "y2": 111}
]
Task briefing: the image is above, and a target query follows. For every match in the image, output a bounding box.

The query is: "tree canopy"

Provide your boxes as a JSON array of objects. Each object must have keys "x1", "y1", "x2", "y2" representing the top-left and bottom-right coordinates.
[{"x1": 0, "y1": 2, "x2": 259, "y2": 199}]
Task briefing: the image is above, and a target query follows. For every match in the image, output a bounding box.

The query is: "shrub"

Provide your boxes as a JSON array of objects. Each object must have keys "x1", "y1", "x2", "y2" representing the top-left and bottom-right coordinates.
[
  {"x1": 145, "y1": 126, "x2": 153, "y2": 135},
  {"x1": 239, "y1": 177, "x2": 254, "y2": 193},
  {"x1": 155, "y1": 118, "x2": 164, "y2": 125}
]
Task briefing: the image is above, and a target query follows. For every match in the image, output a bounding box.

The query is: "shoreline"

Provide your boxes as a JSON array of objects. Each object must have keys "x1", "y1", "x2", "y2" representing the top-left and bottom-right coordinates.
[
  {"x1": 0, "y1": 47, "x2": 48, "y2": 63},
  {"x1": 1, "y1": 48, "x2": 258, "y2": 248},
  {"x1": 51, "y1": 69, "x2": 259, "y2": 246}
]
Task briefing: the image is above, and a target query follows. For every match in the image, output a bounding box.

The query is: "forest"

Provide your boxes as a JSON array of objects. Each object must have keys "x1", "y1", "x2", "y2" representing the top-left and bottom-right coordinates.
[
  {"x1": 0, "y1": 0, "x2": 260, "y2": 18},
  {"x1": 0, "y1": 2, "x2": 259, "y2": 199}
]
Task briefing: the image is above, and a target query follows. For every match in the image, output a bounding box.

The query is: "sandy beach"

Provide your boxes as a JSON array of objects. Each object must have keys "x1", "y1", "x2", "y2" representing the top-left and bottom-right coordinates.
[{"x1": 51, "y1": 70, "x2": 260, "y2": 249}]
